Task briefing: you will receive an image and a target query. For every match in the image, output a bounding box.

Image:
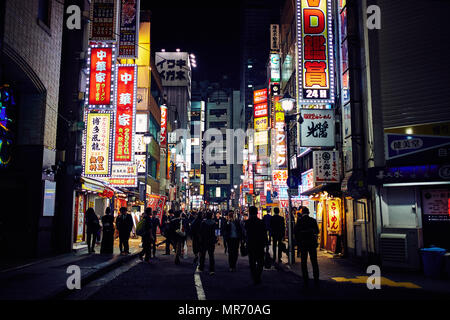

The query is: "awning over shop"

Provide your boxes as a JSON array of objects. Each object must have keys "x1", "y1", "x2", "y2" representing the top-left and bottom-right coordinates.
[
  {"x1": 81, "y1": 177, "x2": 111, "y2": 193},
  {"x1": 300, "y1": 183, "x2": 341, "y2": 197}
]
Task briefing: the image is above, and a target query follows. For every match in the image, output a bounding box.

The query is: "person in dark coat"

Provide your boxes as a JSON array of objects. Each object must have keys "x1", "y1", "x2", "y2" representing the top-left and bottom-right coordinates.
[
  {"x1": 198, "y1": 211, "x2": 217, "y2": 275},
  {"x1": 139, "y1": 208, "x2": 153, "y2": 262},
  {"x1": 270, "y1": 207, "x2": 285, "y2": 264},
  {"x1": 262, "y1": 209, "x2": 272, "y2": 253},
  {"x1": 170, "y1": 211, "x2": 186, "y2": 265},
  {"x1": 224, "y1": 211, "x2": 243, "y2": 271},
  {"x1": 85, "y1": 207, "x2": 100, "y2": 254},
  {"x1": 149, "y1": 210, "x2": 160, "y2": 257},
  {"x1": 116, "y1": 207, "x2": 133, "y2": 254},
  {"x1": 294, "y1": 206, "x2": 320, "y2": 287},
  {"x1": 244, "y1": 206, "x2": 268, "y2": 285},
  {"x1": 100, "y1": 207, "x2": 115, "y2": 254},
  {"x1": 190, "y1": 211, "x2": 204, "y2": 265}
]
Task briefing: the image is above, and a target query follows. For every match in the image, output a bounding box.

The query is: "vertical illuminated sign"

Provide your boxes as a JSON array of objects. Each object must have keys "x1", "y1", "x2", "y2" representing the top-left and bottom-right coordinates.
[
  {"x1": 160, "y1": 105, "x2": 168, "y2": 148},
  {"x1": 113, "y1": 64, "x2": 137, "y2": 163},
  {"x1": 273, "y1": 96, "x2": 287, "y2": 168},
  {"x1": 86, "y1": 45, "x2": 116, "y2": 107},
  {"x1": 89, "y1": 0, "x2": 118, "y2": 41},
  {"x1": 118, "y1": 0, "x2": 140, "y2": 58},
  {"x1": 82, "y1": 111, "x2": 114, "y2": 177},
  {"x1": 297, "y1": 0, "x2": 335, "y2": 103}
]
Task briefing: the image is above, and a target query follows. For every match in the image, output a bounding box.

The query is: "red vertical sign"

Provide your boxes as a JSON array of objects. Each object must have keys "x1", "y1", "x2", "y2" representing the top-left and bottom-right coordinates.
[
  {"x1": 160, "y1": 105, "x2": 168, "y2": 148},
  {"x1": 88, "y1": 47, "x2": 113, "y2": 106},
  {"x1": 114, "y1": 65, "x2": 136, "y2": 162}
]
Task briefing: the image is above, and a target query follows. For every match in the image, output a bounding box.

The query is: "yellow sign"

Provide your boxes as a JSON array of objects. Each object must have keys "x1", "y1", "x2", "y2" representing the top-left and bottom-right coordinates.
[
  {"x1": 254, "y1": 130, "x2": 269, "y2": 146},
  {"x1": 84, "y1": 112, "x2": 112, "y2": 176},
  {"x1": 200, "y1": 185, "x2": 204, "y2": 195},
  {"x1": 254, "y1": 117, "x2": 269, "y2": 131}
]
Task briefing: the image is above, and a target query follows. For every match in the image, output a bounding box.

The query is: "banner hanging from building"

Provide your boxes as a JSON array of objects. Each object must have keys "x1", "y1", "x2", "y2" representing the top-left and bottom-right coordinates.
[
  {"x1": 114, "y1": 64, "x2": 137, "y2": 163},
  {"x1": 313, "y1": 150, "x2": 340, "y2": 183},
  {"x1": 118, "y1": 0, "x2": 140, "y2": 58},
  {"x1": 89, "y1": 0, "x2": 118, "y2": 41},
  {"x1": 86, "y1": 45, "x2": 116, "y2": 107},
  {"x1": 82, "y1": 111, "x2": 114, "y2": 177},
  {"x1": 296, "y1": 0, "x2": 335, "y2": 104},
  {"x1": 300, "y1": 109, "x2": 335, "y2": 147}
]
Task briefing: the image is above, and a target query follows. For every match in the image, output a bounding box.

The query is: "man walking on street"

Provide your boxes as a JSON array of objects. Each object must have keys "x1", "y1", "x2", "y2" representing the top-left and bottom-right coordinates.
[
  {"x1": 198, "y1": 211, "x2": 217, "y2": 275},
  {"x1": 116, "y1": 207, "x2": 133, "y2": 255},
  {"x1": 244, "y1": 206, "x2": 268, "y2": 285},
  {"x1": 149, "y1": 210, "x2": 160, "y2": 258},
  {"x1": 139, "y1": 208, "x2": 153, "y2": 262},
  {"x1": 294, "y1": 206, "x2": 320, "y2": 288},
  {"x1": 191, "y1": 211, "x2": 204, "y2": 265},
  {"x1": 224, "y1": 211, "x2": 243, "y2": 272},
  {"x1": 262, "y1": 208, "x2": 272, "y2": 253},
  {"x1": 270, "y1": 207, "x2": 285, "y2": 264}
]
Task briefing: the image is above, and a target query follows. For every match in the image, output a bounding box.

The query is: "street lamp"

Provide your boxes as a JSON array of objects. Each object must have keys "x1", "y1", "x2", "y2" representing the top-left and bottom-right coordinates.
[
  {"x1": 143, "y1": 133, "x2": 152, "y2": 210},
  {"x1": 280, "y1": 91, "x2": 296, "y2": 266}
]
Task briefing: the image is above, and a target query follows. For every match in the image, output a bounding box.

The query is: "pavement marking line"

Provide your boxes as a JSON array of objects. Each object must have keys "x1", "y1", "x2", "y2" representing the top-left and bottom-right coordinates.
[
  {"x1": 194, "y1": 271, "x2": 206, "y2": 300},
  {"x1": 331, "y1": 276, "x2": 422, "y2": 289}
]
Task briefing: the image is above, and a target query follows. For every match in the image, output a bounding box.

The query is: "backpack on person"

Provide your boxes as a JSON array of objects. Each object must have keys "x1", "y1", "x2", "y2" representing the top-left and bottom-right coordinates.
[{"x1": 136, "y1": 218, "x2": 146, "y2": 236}]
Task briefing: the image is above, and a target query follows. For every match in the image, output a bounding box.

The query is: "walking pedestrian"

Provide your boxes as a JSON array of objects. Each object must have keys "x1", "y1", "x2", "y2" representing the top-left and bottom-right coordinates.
[
  {"x1": 224, "y1": 211, "x2": 243, "y2": 272},
  {"x1": 198, "y1": 211, "x2": 217, "y2": 275},
  {"x1": 149, "y1": 210, "x2": 160, "y2": 258},
  {"x1": 294, "y1": 206, "x2": 320, "y2": 288},
  {"x1": 270, "y1": 207, "x2": 285, "y2": 264},
  {"x1": 116, "y1": 207, "x2": 133, "y2": 255},
  {"x1": 100, "y1": 207, "x2": 115, "y2": 254},
  {"x1": 171, "y1": 211, "x2": 186, "y2": 265},
  {"x1": 244, "y1": 206, "x2": 268, "y2": 285},
  {"x1": 138, "y1": 208, "x2": 153, "y2": 262},
  {"x1": 85, "y1": 207, "x2": 100, "y2": 254},
  {"x1": 262, "y1": 208, "x2": 272, "y2": 253},
  {"x1": 190, "y1": 211, "x2": 204, "y2": 265}
]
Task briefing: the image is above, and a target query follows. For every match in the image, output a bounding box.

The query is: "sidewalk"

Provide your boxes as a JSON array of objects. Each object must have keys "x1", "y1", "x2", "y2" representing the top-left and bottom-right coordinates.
[
  {"x1": 276, "y1": 246, "x2": 450, "y2": 293},
  {"x1": 0, "y1": 236, "x2": 153, "y2": 300}
]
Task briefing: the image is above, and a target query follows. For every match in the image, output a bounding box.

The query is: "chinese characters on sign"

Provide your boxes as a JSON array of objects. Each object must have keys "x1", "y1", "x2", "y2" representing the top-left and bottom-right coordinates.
[
  {"x1": 300, "y1": 109, "x2": 335, "y2": 147},
  {"x1": 313, "y1": 150, "x2": 340, "y2": 183},
  {"x1": 83, "y1": 112, "x2": 113, "y2": 177},
  {"x1": 270, "y1": 54, "x2": 281, "y2": 82},
  {"x1": 273, "y1": 96, "x2": 287, "y2": 168},
  {"x1": 89, "y1": 0, "x2": 117, "y2": 41},
  {"x1": 253, "y1": 89, "x2": 268, "y2": 105},
  {"x1": 272, "y1": 169, "x2": 288, "y2": 186},
  {"x1": 87, "y1": 46, "x2": 114, "y2": 106},
  {"x1": 118, "y1": 0, "x2": 140, "y2": 58},
  {"x1": 114, "y1": 65, "x2": 137, "y2": 163},
  {"x1": 327, "y1": 199, "x2": 341, "y2": 234},
  {"x1": 297, "y1": 0, "x2": 335, "y2": 103},
  {"x1": 270, "y1": 24, "x2": 280, "y2": 51},
  {"x1": 254, "y1": 103, "x2": 268, "y2": 118},
  {"x1": 160, "y1": 105, "x2": 168, "y2": 148},
  {"x1": 155, "y1": 52, "x2": 191, "y2": 87},
  {"x1": 254, "y1": 117, "x2": 269, "y2": 131}
]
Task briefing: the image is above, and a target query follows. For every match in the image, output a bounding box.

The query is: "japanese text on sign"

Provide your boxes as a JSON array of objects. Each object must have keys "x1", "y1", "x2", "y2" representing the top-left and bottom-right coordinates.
[
  {"x1": 114, "y1": 65, "x2": 136, "y2": 163},
  {"x1": 297, "y1": 0, "x2": 335, "y2": 103},
  {"x1": 88, "y1": 47, "x2": 114, "y2": 106}
]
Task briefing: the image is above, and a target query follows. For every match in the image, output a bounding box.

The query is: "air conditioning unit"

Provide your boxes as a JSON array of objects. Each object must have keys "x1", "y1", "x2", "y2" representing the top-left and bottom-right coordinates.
[{"x1": 380, "y1": 233, "x2": 407, "y2": 266}]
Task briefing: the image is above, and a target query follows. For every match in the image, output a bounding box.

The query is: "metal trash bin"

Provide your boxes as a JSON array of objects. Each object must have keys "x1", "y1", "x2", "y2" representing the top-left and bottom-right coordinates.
[{"x1": 420, "y1": 247, "x2": 446, "y2": 278}]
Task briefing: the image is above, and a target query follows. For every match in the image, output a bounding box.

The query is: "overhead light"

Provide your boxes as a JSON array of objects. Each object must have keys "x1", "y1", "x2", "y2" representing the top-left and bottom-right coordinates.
[
  {"x1": 161, "y1": 49, "x2": 166, "y2": 52},
  {"x1": 176, "y1": 48, "x2": 180, "y2": 52},
  {"x1": 280, "y1": 92, "x2": 295, "y2": 112},
  {"x1": 405, "y1": 128, "x2": 413, "y2": 135},
  {"x1": 190, "y1": 54, "x2": 195, "y2": 59}
]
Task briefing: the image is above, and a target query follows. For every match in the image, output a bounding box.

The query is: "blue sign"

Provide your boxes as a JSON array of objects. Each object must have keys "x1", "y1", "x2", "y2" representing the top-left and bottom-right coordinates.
[{"x1": 385, "y1": 133, "x2": 450, "y2": 160}]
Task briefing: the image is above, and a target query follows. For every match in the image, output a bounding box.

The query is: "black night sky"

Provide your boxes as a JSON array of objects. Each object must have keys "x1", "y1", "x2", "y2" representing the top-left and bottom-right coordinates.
[{"x1": 141, "y1": 0, "x2": 242, "y2": 88}]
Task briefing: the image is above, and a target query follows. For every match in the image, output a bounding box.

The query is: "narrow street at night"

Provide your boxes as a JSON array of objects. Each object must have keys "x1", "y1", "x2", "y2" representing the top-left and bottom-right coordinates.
[{"x1": 1, "y1": 0, "x2": 450, "y2": 316}]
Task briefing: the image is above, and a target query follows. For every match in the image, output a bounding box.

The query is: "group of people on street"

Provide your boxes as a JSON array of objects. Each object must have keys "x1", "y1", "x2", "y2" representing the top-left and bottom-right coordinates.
[{"x1": 85, "y1": 204, "x2": 320, "y2": 287}]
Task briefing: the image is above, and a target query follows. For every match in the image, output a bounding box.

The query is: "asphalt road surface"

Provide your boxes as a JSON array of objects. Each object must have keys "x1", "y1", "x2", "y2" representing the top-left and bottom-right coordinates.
[{"x1": 65, "y1": 245, "x2": 450, "y2": 301}]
